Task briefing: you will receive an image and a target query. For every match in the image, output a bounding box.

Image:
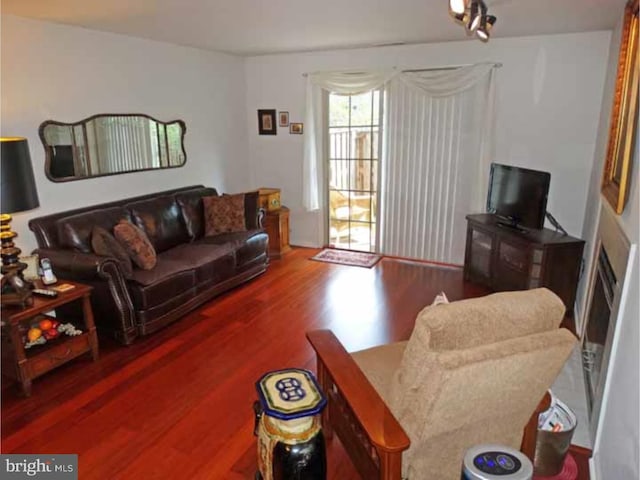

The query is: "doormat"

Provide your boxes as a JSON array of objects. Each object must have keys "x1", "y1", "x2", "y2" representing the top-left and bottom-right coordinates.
[{"x1": 310, "y1": 249, "x2": 382, "y2": 268}]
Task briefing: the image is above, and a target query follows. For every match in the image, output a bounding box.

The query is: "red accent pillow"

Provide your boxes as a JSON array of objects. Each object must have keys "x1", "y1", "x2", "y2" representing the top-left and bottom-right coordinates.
[
  {"x1": 113, "y1": 220, "x2": 157, "y2": 270},
  {"x1": 202, "y1": 194, "x2": 246, "y2": 236}
]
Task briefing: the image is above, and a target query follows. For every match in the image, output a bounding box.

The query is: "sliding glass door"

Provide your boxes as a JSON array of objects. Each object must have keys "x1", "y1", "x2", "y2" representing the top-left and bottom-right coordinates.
[{"x1": 327, "y1": 90, "x2": 382, "y2": 252}]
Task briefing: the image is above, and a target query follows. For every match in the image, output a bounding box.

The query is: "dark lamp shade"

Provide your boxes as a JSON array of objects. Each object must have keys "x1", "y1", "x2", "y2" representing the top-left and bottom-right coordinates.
[{"x1": 1, "y1": 137, "x2": 40, "y2": 214}]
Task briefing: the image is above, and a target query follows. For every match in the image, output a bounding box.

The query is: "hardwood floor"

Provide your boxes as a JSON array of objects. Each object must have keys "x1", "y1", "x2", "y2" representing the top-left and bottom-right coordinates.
[{"x1": 1, "y1": 248, "x2": 588, "y2": 479}]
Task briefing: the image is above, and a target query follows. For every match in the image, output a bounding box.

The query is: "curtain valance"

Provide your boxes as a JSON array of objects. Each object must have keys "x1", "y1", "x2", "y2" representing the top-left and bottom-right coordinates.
[{"x1": 302, "y1": 63, "x2": 497, "y2": 218}]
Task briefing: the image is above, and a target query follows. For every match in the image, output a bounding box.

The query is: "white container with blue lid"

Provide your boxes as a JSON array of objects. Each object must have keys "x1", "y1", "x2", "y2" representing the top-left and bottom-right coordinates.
[{"x1": 462, "y1": 444, "x2": 533, "y2": 480}]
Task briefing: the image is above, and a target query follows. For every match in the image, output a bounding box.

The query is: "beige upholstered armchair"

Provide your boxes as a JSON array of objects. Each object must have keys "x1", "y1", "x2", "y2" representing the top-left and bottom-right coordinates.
[{"x1": 307, "y1": 288, "x2": 576, "y2": 479}]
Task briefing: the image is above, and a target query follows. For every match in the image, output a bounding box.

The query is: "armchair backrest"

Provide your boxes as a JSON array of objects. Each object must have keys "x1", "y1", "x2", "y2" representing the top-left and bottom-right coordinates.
[{"x1": 390, "y1": 288, "x2": 576, "y2": 479}]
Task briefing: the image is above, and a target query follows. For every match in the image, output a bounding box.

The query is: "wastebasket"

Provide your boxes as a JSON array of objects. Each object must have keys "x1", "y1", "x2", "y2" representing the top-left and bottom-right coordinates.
[{"x1": 533, "y1": 394, "x2": 577, "y2": 477}]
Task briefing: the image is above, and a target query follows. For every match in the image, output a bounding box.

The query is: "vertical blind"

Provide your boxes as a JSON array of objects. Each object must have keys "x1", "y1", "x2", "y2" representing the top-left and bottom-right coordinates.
[{"x1": 379, "y1": 67, "x2": 496, "y2": 264}]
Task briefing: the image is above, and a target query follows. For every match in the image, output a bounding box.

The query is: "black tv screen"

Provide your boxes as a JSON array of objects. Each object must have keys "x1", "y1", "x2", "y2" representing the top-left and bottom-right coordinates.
[{"x1": 487, "y1": 163, "x2": 551, "y2": 230}]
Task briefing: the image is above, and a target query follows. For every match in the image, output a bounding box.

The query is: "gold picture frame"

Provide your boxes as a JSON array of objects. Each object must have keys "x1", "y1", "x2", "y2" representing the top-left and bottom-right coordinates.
[
  {"x1": 602, "y1": 0, "x2": 639, "y2": 214},
  {"x1": 289, "y1": 123, "x2": 303, "y2": 134}
]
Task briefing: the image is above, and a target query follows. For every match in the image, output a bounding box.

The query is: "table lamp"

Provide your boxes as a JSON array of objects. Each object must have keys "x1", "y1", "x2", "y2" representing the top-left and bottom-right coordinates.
[{"x1": 1, "y1": 137, "x2": 40, "y2": 304}]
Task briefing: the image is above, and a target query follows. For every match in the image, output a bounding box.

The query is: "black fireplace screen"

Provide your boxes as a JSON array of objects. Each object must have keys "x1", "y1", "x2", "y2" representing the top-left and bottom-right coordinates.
[{"x1": 582, "y1": 247, "x2": 616, "y2": 415}]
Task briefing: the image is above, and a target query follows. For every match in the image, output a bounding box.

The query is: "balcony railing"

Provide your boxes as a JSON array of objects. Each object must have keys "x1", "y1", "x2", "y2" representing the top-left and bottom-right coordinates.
[{"x1": 328, "y1": 129, "x2": 378, "y2": 252}]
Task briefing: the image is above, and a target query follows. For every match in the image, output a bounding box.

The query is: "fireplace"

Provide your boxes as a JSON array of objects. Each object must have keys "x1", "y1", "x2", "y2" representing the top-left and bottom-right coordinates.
[
  {"x1": 582, "y1": 248, "x2": 615, "y2": 413},
  {"x1": 581, "y1": 206, "x2": 631, "y2": 441}
]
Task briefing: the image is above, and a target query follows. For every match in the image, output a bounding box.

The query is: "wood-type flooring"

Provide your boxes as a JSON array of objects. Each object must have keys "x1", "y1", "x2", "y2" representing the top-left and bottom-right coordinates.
[{"x1": 1, "y1": 247, "x2": 589, "y2": 479}]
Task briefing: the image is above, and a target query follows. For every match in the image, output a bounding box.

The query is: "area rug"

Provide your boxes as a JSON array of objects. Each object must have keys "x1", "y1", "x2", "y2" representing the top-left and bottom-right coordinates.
[{"x1": 310, "y1": 249, "x2": 382, "y2": 268}]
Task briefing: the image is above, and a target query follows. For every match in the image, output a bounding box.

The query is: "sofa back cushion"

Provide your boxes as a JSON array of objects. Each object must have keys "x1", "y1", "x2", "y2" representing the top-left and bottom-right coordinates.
[
  {"x1": 56, "y1": 206, "x2": 131, "y2": 253},
  {"x1": 29, "y1": 185, "x2": 205, "y2": 249},
  {"x1": 175, "y1": 187, "x2": 218, "y2": 240},
  {"x1": 127, "y1": 195, "x2": 190, "y2": 253}
]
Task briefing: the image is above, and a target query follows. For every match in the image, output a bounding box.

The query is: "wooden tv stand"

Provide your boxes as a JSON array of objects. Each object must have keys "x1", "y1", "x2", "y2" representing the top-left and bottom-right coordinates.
[{"x1": 463, "y1": 214, "x2": 585, "y2": 312}]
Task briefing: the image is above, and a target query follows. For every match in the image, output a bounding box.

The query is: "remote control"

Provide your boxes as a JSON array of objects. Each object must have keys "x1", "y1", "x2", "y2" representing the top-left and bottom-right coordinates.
[{"x1": 32, "y1": 288, "x2": 58, "y2": 298}]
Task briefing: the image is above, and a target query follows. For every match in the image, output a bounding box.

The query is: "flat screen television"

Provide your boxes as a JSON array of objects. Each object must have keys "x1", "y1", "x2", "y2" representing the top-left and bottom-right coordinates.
[{"x1": 486, "y1": 163, "x2": 551, "y2": 230}]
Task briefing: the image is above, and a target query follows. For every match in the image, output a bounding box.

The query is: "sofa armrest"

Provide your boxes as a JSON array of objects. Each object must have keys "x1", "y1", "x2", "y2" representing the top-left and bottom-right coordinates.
[
  {"x1": 307, "y1": 329, "x2": 410, "y2": 480},
  {"x1": 35, "y1": 248, "x2": 137, "y2": 345},
  {"x1": 36, "y1": 248, "x2": 120, "y2": 281}
]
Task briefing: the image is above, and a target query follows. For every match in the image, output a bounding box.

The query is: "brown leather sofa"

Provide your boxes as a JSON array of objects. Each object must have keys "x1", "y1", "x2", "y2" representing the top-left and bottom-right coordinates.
[{"x1": 29, "y1": 185, "x2": 269, "y2": 345}]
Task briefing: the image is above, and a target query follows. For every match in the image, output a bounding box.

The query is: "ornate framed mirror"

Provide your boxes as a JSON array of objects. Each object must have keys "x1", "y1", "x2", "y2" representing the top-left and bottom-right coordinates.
[
  {"x1": 39, "y1": 114, "x2": 186, "y2": 182},
  {"x1": 602, "y1": 0, "x2": 638, "y2": 214}
]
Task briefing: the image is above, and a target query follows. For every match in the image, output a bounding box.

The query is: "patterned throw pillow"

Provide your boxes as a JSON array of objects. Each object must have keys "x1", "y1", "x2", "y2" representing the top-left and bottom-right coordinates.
[
  {"x1": 91, "y1": 226, "x2": 134, "y2": 278},
  {"x1": 202, "y1": 194, "x2": 247, "y2": 236},
  {"x1": 113, "y1": 220, "x2": 157, "y2": 270}
]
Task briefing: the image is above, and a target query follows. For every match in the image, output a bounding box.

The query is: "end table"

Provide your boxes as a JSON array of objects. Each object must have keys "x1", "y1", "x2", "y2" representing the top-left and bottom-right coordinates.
[
  {"x1": 1, "y1": 280, "x2": 99, "y2": 396},
  {"x1": 265, "y1": 206, "x2": 291, "y2": 259}
]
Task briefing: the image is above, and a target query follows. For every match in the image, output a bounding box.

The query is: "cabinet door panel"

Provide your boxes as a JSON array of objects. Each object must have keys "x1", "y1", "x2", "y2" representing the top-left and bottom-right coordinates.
[
  {"x1": 467, "y1": 228, "x2": 494, "y2": 281},
  {"x1": 494, "y1": 240, "x2": 531, "y2": 291}
]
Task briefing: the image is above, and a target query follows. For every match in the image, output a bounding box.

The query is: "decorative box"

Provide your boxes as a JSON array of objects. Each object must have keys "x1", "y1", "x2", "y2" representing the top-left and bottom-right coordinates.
[{"x1": 258, "y1": 188, "x2": 281, "y2": 212}]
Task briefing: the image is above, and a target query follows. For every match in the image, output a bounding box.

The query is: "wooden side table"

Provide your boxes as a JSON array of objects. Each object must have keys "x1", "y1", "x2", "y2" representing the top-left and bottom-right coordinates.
[
  {"x1": 1, "y1": 280, "x2": 99, "y2": 396},
  {"x1": 265, "y1": 206, "x2": 291, "y2": 259}
]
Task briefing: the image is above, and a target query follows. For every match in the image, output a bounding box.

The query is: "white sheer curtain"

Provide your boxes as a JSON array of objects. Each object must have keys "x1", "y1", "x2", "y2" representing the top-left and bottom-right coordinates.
[
  {"x1": 302, "y1": 70, "x2": 397, "y2": 211},
  {"x1": 380, "y1": 63, "x2": 497, "y2": 263}
]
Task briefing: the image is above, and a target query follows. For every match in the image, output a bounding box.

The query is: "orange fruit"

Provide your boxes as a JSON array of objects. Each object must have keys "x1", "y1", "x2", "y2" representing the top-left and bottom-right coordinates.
[
  {"x1": 39, "y1": 319, "x2": 53, "y2": 331},
  {"x1": 27, "y1": 328, "x2": 42, "y2": 342}
]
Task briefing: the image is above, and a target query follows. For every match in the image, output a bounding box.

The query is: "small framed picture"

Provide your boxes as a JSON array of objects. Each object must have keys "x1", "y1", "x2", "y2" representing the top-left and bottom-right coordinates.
[
  {"x1": 279, "y1": 111, "x2": 290, "y2": 127},
  {"x1": 289, "y1": 123, "x2": 303, "y2": 135},
  {"x1": 21, "y1": 254, "x2": 40, "y2": 281},
  {"x1": 257, "y1": 109, "x2": 277, "y2": 135}
]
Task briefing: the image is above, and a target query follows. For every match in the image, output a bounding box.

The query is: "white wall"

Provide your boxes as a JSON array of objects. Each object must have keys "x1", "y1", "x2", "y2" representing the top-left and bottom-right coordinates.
[
  {"x1": 244, "y1": 32, "x2": 611, "y2": 248},
  {"x1": 578, "y1": 7, "x2": 640, "y2": 478},
  {"x1": 1, "y1": 15, "x2": 249, "y2": 252},
  {"x1": 577, "y1": 16, "x2": 625, "y2": 319}
]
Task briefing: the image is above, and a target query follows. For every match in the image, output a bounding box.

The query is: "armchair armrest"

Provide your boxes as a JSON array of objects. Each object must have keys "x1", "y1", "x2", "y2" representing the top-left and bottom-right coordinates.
[{"x1": 307, "y1": 329, "x2": 410, "y2": 480}]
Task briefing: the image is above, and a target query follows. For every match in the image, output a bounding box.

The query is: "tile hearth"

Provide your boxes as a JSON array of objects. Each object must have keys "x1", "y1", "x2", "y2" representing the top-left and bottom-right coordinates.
[{"x1": 552, "y1": 344, "x2": 591, "y2": 448}]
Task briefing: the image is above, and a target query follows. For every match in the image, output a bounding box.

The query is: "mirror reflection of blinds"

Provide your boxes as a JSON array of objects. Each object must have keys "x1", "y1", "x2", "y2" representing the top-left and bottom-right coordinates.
[
  {"x1": 379, "y1": 69, "x2": 495, "y2": 264},
  {"x1": 93, "y1": 117, "x2": 158, "y2": 173},
  {"x1": 40, "y1": 115, "x2": 187, "y2": 182}
]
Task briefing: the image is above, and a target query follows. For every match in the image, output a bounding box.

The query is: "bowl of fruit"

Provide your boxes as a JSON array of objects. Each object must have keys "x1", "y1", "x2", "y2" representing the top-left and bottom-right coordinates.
[{"x1": 25, "y1": 317, "x2": 83, "y2": 349}]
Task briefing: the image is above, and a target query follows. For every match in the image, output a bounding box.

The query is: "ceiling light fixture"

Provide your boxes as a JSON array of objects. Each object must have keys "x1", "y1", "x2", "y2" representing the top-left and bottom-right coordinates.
[
  {"x1": 449, "y1": 0, "x2": 497, "y2": 42},
  {"x1": 467, "y1": 0, "x2": 482, "y2": 32},
  {"x1": 476, "y1": 15, "x2": 496, "y2": 42},
  {"x1": 449, "y1": 0, "x2": 467, "y2": 15}
]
